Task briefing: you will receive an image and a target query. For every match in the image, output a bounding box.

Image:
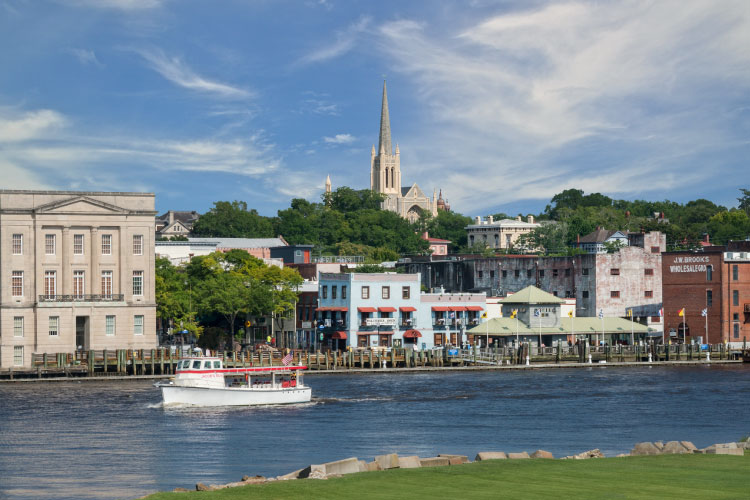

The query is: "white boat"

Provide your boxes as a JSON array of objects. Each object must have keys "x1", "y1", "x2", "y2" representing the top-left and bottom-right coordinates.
[{"x1": 155, "y1": 356, "x2": 311, "y2": 407}]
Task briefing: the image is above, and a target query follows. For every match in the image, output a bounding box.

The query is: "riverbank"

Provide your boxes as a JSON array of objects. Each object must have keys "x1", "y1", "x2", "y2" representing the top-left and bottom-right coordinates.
[
  {"x1": 0, "y1": 358, "x2": 742, "y2": 383},
  {"x1": 142, "y1": 452, "x2": 750, "y2": 500}
]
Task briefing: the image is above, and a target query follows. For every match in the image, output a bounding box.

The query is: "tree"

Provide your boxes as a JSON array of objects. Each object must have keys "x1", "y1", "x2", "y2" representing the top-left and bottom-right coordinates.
[
  {"x1": 192, "y1": 200, "x2": 274, "y2": 237},
  {"x1": 516, "y1": 222, "x2": 571, "y2": 255},
  {"x1": 738, "y1": 188, "x2": 750, "y2": 216},
  {"x1": 155, "y1": 257, "x2": 202, "y2": 339},
  {"x1": 427, "y1": 210, "x2": 473, "y2": 252}
]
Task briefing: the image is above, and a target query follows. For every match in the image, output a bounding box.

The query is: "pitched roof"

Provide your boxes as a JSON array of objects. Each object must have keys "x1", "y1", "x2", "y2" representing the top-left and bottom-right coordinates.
[
  {"x1": 579, "y1": 228, "x2": 624, "y2": 244},
  {"x1": 467, "y1": 317, "x2": 650, "y2": 336},
  {"x1": 498, "y1": 286, "x2": 564, "y2": 304}
]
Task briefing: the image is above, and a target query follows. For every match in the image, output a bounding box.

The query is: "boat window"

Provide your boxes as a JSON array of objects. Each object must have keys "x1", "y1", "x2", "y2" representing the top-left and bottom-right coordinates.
[
  {"x1": 213, "y1": 361, "x2": 222, "y2": 369},
  {"x1": 182, "y1": 360, "x2": 191, "y2": 369},
  {"x1": 192, "y1": 360, "x2": 201, "y2": 369},
  {"x1": 203, "y1": 361, "x2": 213, "y2": 369}
]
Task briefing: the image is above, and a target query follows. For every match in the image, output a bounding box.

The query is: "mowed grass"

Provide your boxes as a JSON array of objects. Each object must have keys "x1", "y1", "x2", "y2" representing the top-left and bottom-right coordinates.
[{"x1": 144, "y1": 454, "x2": 750, "y2": 500}]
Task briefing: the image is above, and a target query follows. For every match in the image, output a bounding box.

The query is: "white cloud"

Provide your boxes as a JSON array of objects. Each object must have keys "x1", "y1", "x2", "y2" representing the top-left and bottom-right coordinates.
[
  {"x1": 377, "y1": 1, "x2": 750, "y2": 213},
  {"x1": 0, "y1": 109, "x2": 66, "y2": 142},
  {"x1": 135, "y1": 48, "x2": 252, "y2": 99},
  {"x1": 297, "y1": 16, "x2": 370, "y2": 65},
  {"x1": 67, "y1": 48, "x2": 103, "y2": 67},
  {"x1": 63, "y1": 0, "x2": 164, "y2": 10},
  {"x1": 323, "y1": 133, "x2": 355, "y2": 144}
]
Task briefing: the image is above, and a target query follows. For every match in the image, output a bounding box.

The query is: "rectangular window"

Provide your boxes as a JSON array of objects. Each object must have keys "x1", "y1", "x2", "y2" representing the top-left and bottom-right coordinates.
[
  {"x1": 134, "y1": 315, "x2": 144, "y2": 335},
  {"x1": 402, "y1": 286, "x2": 410, "y2": 299},
  {"x1": 44, "y1": 271, "x2": 57, "y2": 297},
  {"x1": 651, "y1": 246, "x2": 660, "y2": 253},
  {"x1": 12, "y1": 234, "x2": 22, "y2": 255},
  {"x1": 644, "y1": 290, "x2": 653, "y2": 298},
  {"x1": 362, "y1": 286, "x2": 369, "y2": 299},
  {"x1": 132, "y1": 271, "x2": 143, "y2": 296},
  {"x1": 610, "y1": 268, "x2": 620, "y2": 275},
  {"x1": 645, "y1": 268, "x2": 654, "y2": 276},
  {"x1": 553, "y1": 269, "x2": 559, "y2": 277},
  {"x1": 651, "y1": 316, "x2": 661, "y2": 323},
  {"x1": 45, "y1": 234, "x2": 56, "y2": 255},
  {"x1": 73, "y1": 270, "x2": 85, "y2": 298},
  {"x1": 12, "y1": 271, "x2": 23, "y2": 297},
  {"x1": 492, "y1": 270, "x2": 497, "y2": 278},
  {"x1": 105, "y1": 315, "x2": 116, "y2": 336},
  {"x1": 74, "y1": 234, "x2": 84, "y2": 255},
  {"x1": 733, "y1": 265, "x2": 739, "y2": 281},
  {"x1": 331, "y1": 286, "x2": 337, "y2": 299},
  {"x1": 133, "y1": 234, "x2": 143, "y2": 255},
  {"x1": 565, "y1": 268, "x2": 571, "y2": 277},
  {"x1": 49, "y1": 316, "x2": 59, "y2": 337},
  {"x1": 734, "y1": 323, "x2": 740, "y2": 339},
  {"x1": 539, "y1": 270, "x2": 545, "y2": 277},
  {"x1": 321, "y1": 285, "x2": 327, "y2": 299},
  {"x1": 514, "y1": 270, "x2": 520, "y2": 278},
  {"x1": 101, "y1": 271, "x2": 113, "y2": 298},
  {"x1": 611, "y1": 291, "x2": 620, "y2": 298},
  {"x1": 733, "y1": 290, "x2": 739, "y2": 306},
  {"x1": 582, "y1": 268, "x2": 589, "y2": 276},
  {"x1": 382, "y1": 286, "x2": 390, "y2": 299},
  {"x1": 552, "y1": 291, "x2": 558, "y2": 297},
  {"x1": 478, "y1": 270, "x2": 483, "y2": 279},
  {"x1": 582, "y1": 290, "x2": 589, "y2": 298},
  {"x1": 706, "y1": 290, "x2": 713, "y2": 307},
  {"x1": 101, "y1": 234, "x2": 112, "y2": 255},
  {"x1": 734, "y1": 313, "x2": 739, "y2": 321},
  {"x1": 13, "y1": 316, "x2": 23, "y2": 337},
  {"x1": 342, "y1": 286, "x2": 347, "y2": 299},
  {"x1": 706, "y1": 265, "x2": 713, "y2": 281},
  {"x1": 13, "y1": 346, "x2": 23, "y2": 366},
  {"x1": 527, "y1": 269, "x2": 533, "y2": 278},
  {"x1": 565, "y1": 290, "x2": 572, "y2": 298}
]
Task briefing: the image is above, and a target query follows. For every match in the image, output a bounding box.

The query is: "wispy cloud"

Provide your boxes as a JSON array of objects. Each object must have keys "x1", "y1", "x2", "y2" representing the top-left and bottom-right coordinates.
[
  {"x1": 323, "y1": 133, "x2": 355, "y2": 144},
  {"x1": 135, "y1": 48, "x2": 252, "y2": 99},
  {"x1": 0, "y1": 109, "x2": 66, "y2": 142},
  {"x1": 297, "y1": 16, "x2": 370, "y2": 65},
  {"x1": 63, "y1": 0, "x2": 164, "y2": 10},
  {"x1": 377, "y1": 1, "x2": 750, "y2": 214},
  {"x1": 66, "y1": 48, "x2": 103, "y2": 67}
]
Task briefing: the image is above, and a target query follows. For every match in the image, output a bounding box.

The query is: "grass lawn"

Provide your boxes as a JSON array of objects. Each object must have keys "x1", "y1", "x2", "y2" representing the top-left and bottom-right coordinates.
[{"x1": 144, "y1": 454, "x2": 750, "y2": 500}]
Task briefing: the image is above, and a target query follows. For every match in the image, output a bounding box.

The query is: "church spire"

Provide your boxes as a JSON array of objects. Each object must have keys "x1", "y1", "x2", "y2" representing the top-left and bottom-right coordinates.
[
  {"x1": 378, "y1": 80, "x2": 392, "y2": 155},
  {"x1": 325, "y1": 174, "x2": 331, "y2": 194}
]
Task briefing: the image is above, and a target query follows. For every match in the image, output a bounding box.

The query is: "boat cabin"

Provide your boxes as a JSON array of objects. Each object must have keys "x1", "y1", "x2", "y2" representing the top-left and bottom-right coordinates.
[{"x1": 173, "y1": 356, "x2": 305, "y2": 390}]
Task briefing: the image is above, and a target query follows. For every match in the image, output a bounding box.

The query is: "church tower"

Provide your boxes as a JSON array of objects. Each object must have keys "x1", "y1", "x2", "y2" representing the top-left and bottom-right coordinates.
[{"x1": 370, "y1": 81, "x2": 401, "y2": 196}]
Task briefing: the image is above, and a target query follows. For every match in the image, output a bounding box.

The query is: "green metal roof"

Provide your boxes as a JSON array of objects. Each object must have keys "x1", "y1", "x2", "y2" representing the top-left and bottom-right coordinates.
[
  {"x1": 498, "y1": 286, "x2": 564, "y2": 305},
  {"x1": 466, "y1": 317, "x2": 650, "y2": 337}
]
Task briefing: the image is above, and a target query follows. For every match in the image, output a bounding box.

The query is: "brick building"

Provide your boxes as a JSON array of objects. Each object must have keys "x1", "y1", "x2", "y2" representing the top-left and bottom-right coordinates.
[{"x1": 662, "y1": 241, "x2": 750, "y2": 345}]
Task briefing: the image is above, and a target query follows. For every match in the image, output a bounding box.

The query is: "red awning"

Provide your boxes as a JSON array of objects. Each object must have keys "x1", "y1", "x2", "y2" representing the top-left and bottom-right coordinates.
[
  {"x1": 399, "y1": 306, "x2": 417, "y2": 312},
  {"x1": 450, "y1": 306, "x2": 467, "y2": 312},
  {"x1": 378, "y1": 307, "x2": 396, "y2": 313},
  {"x1": 331, "y1": 331, "x2": 347, "y2": 340},
  {"x1": 357, "y1": 332, "x2": 394, "y2": 335},
  {"x1": 466, "y1": 306, "x2": 484, "y2": 312},
  {"x1": 431, "y1": 306, "x2": 451, "y2": 312},
  {"x1": 316, "y1": 306, "x2": 349, "y2": 312},
  {"x1": 357, "y1": 307, "x2": 377, "y2": 313},
  {"x1": 403, "y1": 329, "x2": 422, "y2": 338}
]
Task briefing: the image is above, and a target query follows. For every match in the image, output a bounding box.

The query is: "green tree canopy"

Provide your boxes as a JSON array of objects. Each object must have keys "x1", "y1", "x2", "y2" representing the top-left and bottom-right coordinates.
[{"x1": 192, "y1": 200, "x2": 274, "y2": 238}]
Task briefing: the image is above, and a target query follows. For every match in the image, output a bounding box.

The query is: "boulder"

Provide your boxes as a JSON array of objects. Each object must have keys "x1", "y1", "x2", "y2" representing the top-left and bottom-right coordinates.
[
  {"x1": 398, "y1": 456, "x2": 422, "y2": 469},
  {"x1": 631, "y1": 442, "x2": 662, "y2": 456},
  {"x1": 375, "y1": 453, "x2": 400, "y2": 470},
  {"x1": 439, "y1": 454, "x2": 469, "y2": 464},
  {"x1": 308, "y1": 469, "x2": 328, "y2": 480},
  {"x1": 172, "y1": 487, "x2": 190, "y2": 492},
  {"x1": 507, "y1": 452, "x2": 530, "y2": 459},
  {"x1": 276, "y1": 469, "x2": 304, "y2": 480},
  {"x1": 530, "y1": 450, "x2": 554, "y2": 459},
  {"x1": 740, "y1": 441, "x2": 750, "y2": 450},
  {"x1": 242, "y1": 475, "x2": 266, "y2": 484},
  {"x1": 321, "y1": 457, "x2": 362, "y2": 476},
  {"x1": 475, "y1": 452, "x2": 507, "y2": 461},
  {"x1": 420, "y1": 457, "x2": 450, "y2": 467},
  {"x1": 358, "y1": 460, "x2": 368, "y2": 473},
  {"x1": 703, "y1": 446, "x2": 743, "y2": 456},
  {"x1": 680, "y1": 441, "x2": 697, "y2": 452},
  {"x1": 615, "y1": 454, "x2": 629, "y2": 458},
  {"x1": 653, "y1": 441, "x2": 664, "y2": 451},
  {"x1": 365, "y1": 461, "x2": 381, "y2": 472},
  {"x1": 195, "y1": 483, "x2": 213, "y2": 492},
  {"x1": 563, "y1": 449, "x2": 604, "y2": 459},
  {"x1": 662, "y1": 441, "x2": 690, "y2": 454}
]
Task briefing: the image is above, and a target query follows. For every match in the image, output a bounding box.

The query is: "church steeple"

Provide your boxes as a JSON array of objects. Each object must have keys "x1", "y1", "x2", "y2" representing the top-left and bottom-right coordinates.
[
  {"x1": 325, "y1": 174, "x2": 331, "y2": 194},
  {"x1": 378, "y1": 80, "x2": 392, "y2": 155}
]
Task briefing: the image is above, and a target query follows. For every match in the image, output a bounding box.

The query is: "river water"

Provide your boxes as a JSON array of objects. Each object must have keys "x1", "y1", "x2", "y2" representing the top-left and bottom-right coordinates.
[{"x1": 0, "y1": 365, "x2": 748, "y2": 499}]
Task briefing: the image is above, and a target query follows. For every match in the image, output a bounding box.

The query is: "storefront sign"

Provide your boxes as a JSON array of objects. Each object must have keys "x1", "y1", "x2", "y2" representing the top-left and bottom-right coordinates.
[{"x1": 366, "y1": 318, "x2": 397, "y2": 326}]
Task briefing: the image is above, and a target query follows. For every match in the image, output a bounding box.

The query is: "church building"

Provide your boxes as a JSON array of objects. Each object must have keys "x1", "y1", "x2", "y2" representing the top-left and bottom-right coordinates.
[{"x1": 370, "y1": 82, "x2": 440, "y2": 223}]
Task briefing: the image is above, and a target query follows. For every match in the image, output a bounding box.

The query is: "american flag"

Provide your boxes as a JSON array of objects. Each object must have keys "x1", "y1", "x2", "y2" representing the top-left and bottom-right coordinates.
[{"x1": 282, "y1": 352, "x2": 293, "y2": 366}]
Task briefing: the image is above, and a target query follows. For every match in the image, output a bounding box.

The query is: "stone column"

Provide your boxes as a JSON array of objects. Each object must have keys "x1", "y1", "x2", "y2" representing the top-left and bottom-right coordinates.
[
  {"x1": 90, "y1": 227, "x2": 99, "y2": 295},
  {"x1": 61, "y1": 227, "x2": 71, "y2": 295}
]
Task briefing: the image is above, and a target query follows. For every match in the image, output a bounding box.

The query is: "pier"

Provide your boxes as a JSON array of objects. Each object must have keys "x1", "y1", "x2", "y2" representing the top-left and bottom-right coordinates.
[{"x1": 0, "y1": 342, "x2": 745, "y2": 381}]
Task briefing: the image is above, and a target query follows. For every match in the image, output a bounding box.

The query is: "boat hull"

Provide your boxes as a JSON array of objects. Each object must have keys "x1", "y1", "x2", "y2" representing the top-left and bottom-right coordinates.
[{"x1": 160, "y1": 384, "x2": 312, "y2": 407}]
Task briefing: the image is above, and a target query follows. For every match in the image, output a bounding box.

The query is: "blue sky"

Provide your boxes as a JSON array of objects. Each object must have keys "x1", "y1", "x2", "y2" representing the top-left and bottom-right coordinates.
[{"x1": 1, "y1": 0, "x2": 749, "y2": 218}]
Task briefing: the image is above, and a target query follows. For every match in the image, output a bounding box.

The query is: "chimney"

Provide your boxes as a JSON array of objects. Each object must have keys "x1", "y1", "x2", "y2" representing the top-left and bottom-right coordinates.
[
  {"x1": 475, "y1": 216, "x2": 481, "y2": 224},
  {"x1": 527, "y1": 215, "x2": 535, "y2": 224},
  {"x1": 422, "y1": 231, "x2": 429, "y2": 240},
  {"x1": 488, "y1": 215, "x2": 494, "y2": 224},
  {"x1": 516, "y1": 215, "x2": 522, "y2": 222},
  {"x1": 704, "y1": 234, "x2": 710, "y2": 244},
  {"x1": 168, "y1": 211, "x2": 174, "y2": 224}
]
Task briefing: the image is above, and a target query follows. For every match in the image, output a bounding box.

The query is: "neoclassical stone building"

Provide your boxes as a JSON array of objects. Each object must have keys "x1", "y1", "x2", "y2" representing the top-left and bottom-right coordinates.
[
  {"x1": 370, "y1": 82, "x2": 439, "y2": 223},
  {"x1": 0, "y1": 190, "x2": 157, "y2": 368}
]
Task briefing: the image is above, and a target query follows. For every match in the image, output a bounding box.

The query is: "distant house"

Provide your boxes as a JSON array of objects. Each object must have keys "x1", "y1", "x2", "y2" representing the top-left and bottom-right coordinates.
[
  {"x1": 578, "y1": 228, "x2": 628, "y2": 254},
  {"x1": 465, "y1": 215, "x2": 540, "y2": 250},
  {"x1": 155, "y1": 211, "x2": 199, "y2": 239},
  {"x1": 421, "y1": 232, "x2": 451, "y2": 256},
  {"x1": 188, "y1": 237, "x2": 288, "y2": 260}
]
